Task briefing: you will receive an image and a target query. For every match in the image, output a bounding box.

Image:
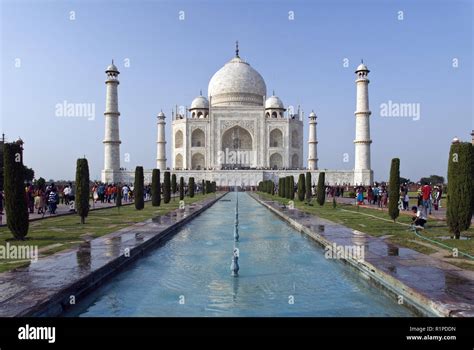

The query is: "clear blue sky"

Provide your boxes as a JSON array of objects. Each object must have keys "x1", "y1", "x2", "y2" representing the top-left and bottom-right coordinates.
[{"x1": 1, "y1": 0, "x2": 472, "y2": 182}]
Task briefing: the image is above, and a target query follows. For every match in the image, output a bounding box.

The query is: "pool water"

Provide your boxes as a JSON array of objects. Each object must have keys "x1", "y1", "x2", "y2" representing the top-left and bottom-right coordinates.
[{"x1": 65, "y1": 192, "x2": 415, "y2": 317}]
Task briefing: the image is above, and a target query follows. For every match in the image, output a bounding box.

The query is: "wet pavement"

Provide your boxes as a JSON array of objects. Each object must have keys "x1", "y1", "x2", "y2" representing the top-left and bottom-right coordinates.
[
  {"x1": 0, "y1": 194, "x2": 222, "y2": 316},
  {"x1": 252, "y1": 194, "x2": 474, "y2": 317}
]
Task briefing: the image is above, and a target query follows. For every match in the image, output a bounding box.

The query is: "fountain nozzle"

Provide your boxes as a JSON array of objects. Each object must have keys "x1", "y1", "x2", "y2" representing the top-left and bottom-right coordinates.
[{"x1": 231, "y1": 248, "x2": 240, "y2": 277}]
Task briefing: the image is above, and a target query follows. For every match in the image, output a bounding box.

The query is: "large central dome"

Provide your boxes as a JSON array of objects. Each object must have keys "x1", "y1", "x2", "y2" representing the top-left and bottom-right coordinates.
[{"x1": 208, "y1": 56, "x2": 266, "y2": 106}]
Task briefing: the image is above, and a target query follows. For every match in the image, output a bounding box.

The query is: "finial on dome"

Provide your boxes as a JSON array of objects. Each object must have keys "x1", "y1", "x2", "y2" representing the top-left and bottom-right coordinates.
[
  {"x1": 112, "y1": 59, "x2": 114, "y2": 64},
  {"x1": 272, "y1": 90, "x2": 275, "y2": 96},
  {"x1": 361, "y1": 59, "x2": 363, "y2": 64},
  {"x1": 200, "y1": 89, "x2": 202, "y2": 96},
  {"x1": 235, "y1": 40, "x2": 239, "y2": 57}
]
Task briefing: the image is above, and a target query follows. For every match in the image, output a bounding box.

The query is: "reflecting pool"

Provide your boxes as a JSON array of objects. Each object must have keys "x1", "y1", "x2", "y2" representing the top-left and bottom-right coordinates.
[{"x1": 65, "y1": 192, "x2": 415, "y2": 316}]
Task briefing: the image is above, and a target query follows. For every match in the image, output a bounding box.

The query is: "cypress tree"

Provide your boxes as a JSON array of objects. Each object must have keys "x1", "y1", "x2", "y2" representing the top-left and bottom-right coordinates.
[
  {"x1": 388, "y1": 158, "x2": 401, "y2": 222},
  {"x1": 317, "y1": 172, "x2": 326, "y2": 206},
  {"x1": 171, "y1": 174, "x2": 177, "y2": 198},
  {"x1": 151, "y1": 169, "x2": 161, "y2": 207},
  {"x1": 189, "y1": 177, "x2": 195, "y2": 197},
  {"x1": 447, "y1": 142, "x2": 473, "y2": 239},
  {"x1": 206, "y1": 180, "x2": 211, "y2": 194},
  {"x1": 305, "y1": 172, "x2": 312, "y2": 202},
  {"x1": 285, "y1": 176, "x2": 291, "y2": 199},
  {"x1": 289, "y1": 176, "x2": 295, "y2": 200},
  {"x1": 297, "y1": 173, "x2": 305, "y2": 201},
  {"x1": 163, "y1": 171, "x2": 171, "y2": 204},
  {"x1": 179, "y1": 176, "x2": 185, "y2": 200},
  {"x1": 75, "y1": 158, "x2": 90, "y2": 224},
  {"x1": 3, "y1": 142, "x2": 28, "y2": 239},
  {"x1": 212, "y1": 181, "x2": 217, "y2": 193},
  {"x1": 134, "y1": 166, "x2": 144, "y2": 210},
  {"x1": 116, "y1": 185, "x2": 122, "y2": 212},
  {"x1": 202, "y1": 179, "x2": 206, "y2": 194},
  {"x1": 280, "y1": 177, "x2": 285, "y2": 198}
]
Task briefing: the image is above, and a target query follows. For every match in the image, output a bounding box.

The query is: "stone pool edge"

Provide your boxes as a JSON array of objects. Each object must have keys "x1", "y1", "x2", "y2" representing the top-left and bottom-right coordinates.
[
  {"x1": 249, "y1": 193, "x2": 449, "y2": 318},
  {"x1": 18, "y1": 193, "x2": 226, "y2": 317}
]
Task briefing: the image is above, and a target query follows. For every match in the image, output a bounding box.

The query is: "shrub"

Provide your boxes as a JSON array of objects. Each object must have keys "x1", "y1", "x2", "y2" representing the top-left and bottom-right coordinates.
[
  {"x1": 297, "y1": 174, "x2": 305, "y2": 201},
  {"x1": 134, "y1": 166, "x2": 144, "y2": 210},
  {"x1": 447, "y1": 142, "x2": 473, "y2": 239},
  {"x1": 388, "y1": 158, "x2": 400, "y2": 222},
  {"x1": 163, "y1": 171, "x2": 171, "y2": 203},
  {"x1": 76, "y1": 158, "x2": 90, "y2": 224},
  {"x1": 189, "y1": 177, "x2": 195, "y2": 197},
  {"x1": 151, "y1": 169, "x2": 161, "y2": 206},
  {"x1": 317, "y1": 172, "x2": 326, "y2": 206},
  {"x1": 3, "y1": 142, "x2": 28, "y2": 238},
  {"x1": 179, "y1": 176, "x2": 185, "y2": 200}
]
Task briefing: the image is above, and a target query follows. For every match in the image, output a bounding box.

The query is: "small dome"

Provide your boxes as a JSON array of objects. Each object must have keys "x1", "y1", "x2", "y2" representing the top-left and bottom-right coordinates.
[
  {"x1": 452, "y1": 137, "x2": 460, "y2": 144},
  {"x1": 190, "y1": 96, "x2": 209, "y2": 110},
  {"x1": 106, "y1": 62, "x2": 119, "y2": 73},
  {"x1": 157, "y1": 111, "x2": 165, "y2": 118},
  {"x1": 265, "y1": 95, "x2": 284, "y2": 109},
  {"x1": 355, "y1": 63, "x2": 369, "y2": 72},
  {"x1": 309, "y1": 111, "x2": 317, "y2": 118}
]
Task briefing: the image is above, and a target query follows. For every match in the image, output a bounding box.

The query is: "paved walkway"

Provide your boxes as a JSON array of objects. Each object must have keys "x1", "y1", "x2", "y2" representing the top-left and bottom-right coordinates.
[
  {"x1": 0, "y1": 193, "x2": 223, "y2": 316},
  {"x1": 0, "y1": 194, "x2": 183, "y2": 225},
  {"x1": 253, "y1": 193, "x2": 474, "y2": 317},
  {"x1": 333, "y1": 196, "x2": 457, "y2": 222}
]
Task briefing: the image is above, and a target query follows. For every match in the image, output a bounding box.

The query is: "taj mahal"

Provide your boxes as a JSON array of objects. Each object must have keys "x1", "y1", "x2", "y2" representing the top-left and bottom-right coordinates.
[{"x1": 101, "y1": 43, "x2": 374, "y2": 187}]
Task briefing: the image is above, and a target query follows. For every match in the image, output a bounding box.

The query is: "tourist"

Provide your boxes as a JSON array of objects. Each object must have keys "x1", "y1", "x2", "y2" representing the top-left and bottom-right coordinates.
[
  {"x1": 356, "y1": 187, "x2": 364, "y2": 205},
  {"x1": 63, "y1": 185, "x2": 70, "y2": 205},
  {"x1": 403, "y1": 191, "x2": 410, "y2": 211},
  {"x1": 68, "y1": 183, "x2": 75, "y2": 202},
  {"x1": 367, "y1": 186, "x2": 373, "y2": 204},
  {"x1": 99, "y1": 183, "x2": 106, "y2": 203},
  {"x1": 372, "y1": 185, "x2": 379, "y2": 205},
  {"x1": 25, "y1": 183, "x2": 34, "y2": 214},
  {"x1": 421, "y1": 182, "x2": 432, "y2": 215},
  {"x1": 436, "y1": 186, "x2": 443, "y2": 208},
  {"x1": 381, "y1": 189, "x2": 388, "y2": 208},
  {"x1": 122, "y1": 185, "x2": 129, "y2": 202},
  {"x1": 411, "y1": 205, "x2": 427, "y2": 228},
  {"x1": 34, "y1": 188, "x2": 45, "y2": 214},
  {"x1": 92, "y1": 184, "x2": 99, "y2": 203},
  {"x1": 433, "y1": 186, "x2": 442, "y2": 211},
  {"x1": 48, "y1": 187, "x2": 59, "y2": 215}
]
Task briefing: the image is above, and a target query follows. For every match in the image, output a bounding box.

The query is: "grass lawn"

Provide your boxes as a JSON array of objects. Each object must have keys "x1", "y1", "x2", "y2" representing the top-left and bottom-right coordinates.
[
  {"x1": 257, "y1": 192, "x2": 474, "y2": 270},
  {"x1": 0, "y1": 193, "x2": 217, "y2": 273}
]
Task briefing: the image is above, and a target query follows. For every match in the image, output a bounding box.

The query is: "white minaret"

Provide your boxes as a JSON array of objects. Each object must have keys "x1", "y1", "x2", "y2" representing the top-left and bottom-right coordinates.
[
  {"x1": 156, "y1": 111, "x2": 167, "y2": 170},
  {"x1": 307, "y1": 110, "x2": 318, "y2": 170},
  {"x1": 101, "y1": 61, "x2": 121, "y2": 183},
  {"x1": 353, "y1": 61, "x2": 373, "y2": 185}
]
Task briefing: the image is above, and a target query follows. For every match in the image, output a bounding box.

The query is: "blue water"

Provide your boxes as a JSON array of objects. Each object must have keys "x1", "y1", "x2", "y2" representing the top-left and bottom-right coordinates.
[{"x1": 65, "y1": 192, "x2": 415, "y2": 317}]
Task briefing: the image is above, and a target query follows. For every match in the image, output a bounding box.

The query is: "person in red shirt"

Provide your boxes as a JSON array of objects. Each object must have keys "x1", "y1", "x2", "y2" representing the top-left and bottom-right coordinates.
[{"x1": 421, "y1": 182, "x2": 432, "y2": 215}]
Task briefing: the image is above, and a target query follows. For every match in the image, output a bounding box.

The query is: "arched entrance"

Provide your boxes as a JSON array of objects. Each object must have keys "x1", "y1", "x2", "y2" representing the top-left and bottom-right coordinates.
[
  {"x1": 269, "y1": 153, "x2": 282, "y2": 169},
  {"x1": 220, "y1": 126, "x2": 253, "y2": 169},
  {"x1": 191, "y1": 153, "x2": 205, "y2": 170}
]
